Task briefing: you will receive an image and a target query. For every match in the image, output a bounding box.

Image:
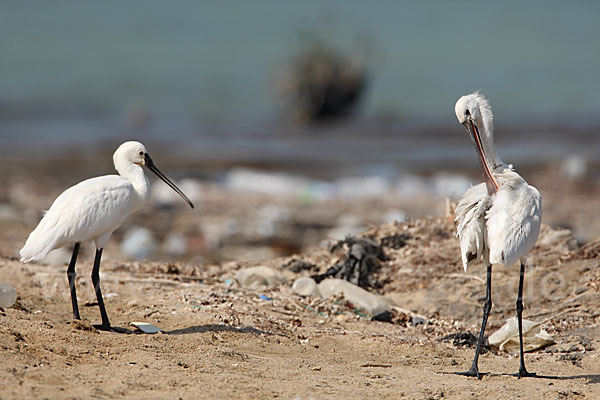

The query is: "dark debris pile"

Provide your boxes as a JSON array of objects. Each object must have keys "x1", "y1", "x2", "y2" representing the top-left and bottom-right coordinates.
[
  {"x1": 311, "y1": 236, "x2": 387, "y2": 288},
  {"x1": 311, "y1": 233, "x2": 410, "y2": 289},
  {"x1": 439, "y1": 332, "x2": 489, "y2": 354}
]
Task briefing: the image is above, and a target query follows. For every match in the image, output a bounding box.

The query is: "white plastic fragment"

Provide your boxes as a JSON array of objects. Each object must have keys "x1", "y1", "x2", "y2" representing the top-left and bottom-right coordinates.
[
  {"x1": 235, "y1": 266, "x2": 286, "y2": 288},
  {"x1": 0, "y1": 283, "x2": 17, "y2": 308},
  {"x1": 561, "y1": 154, "x2": 587, "y2": 179},
  {"x1": 317, "y1": 279, "x2": 390, "y2": 316},
  {"x1": 292, "y1": 277, "x2": 322, "y2": 298},
  {"x1": 163, "y1": 232, "x2": 188, "y2": 256},
  {"x1": 488, "y1": 317, "x2": 554, "y2": 353},
  {"x1": 131, "y1": 322, "x2": 163, "y2": 334},
  {"x1": 121, "y1": 226, "x2": 157, "y2": 259}
]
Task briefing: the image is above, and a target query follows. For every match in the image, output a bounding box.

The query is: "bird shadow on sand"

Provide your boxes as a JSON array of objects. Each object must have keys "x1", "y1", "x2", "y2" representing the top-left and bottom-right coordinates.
[
  {"x1": 164, "y1": 324, "x2": 283, "y2": 337},
  {"x1": 498, "y1": 372, "x2": 600, "y2": 384},
  {"x1": 440, "y1": 371, "x2": 600, "y2": 384}
]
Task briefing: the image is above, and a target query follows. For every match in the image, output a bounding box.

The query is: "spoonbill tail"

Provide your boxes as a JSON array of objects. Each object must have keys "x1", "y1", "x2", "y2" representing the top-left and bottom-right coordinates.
[
  {"x1": 453, "y1": 92, "x2": 542, "y2": 378},
  {"x1": 20, "y1": 141, "x2": 194, "y2": 331}
]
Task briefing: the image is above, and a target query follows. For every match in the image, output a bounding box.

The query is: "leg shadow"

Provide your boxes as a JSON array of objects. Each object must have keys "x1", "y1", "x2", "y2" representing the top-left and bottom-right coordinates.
[{"x1": 165, "y1": 323, "x2": 284, "y2": 337}]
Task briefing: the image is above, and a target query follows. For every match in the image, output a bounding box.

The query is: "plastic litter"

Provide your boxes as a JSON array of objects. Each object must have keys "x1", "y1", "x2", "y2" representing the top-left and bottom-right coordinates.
[
  {"x1": 224, "y1": 168, "x2": 312, "y2": 197},
  {"x1": 561, "y1": 154, "x2": 587, "y2": 179},
  {"x1": 335, "y1": 176, "x2": 390, "y2": 199},
  {"x1": 255, "y1": 204, "x2": 292, "y2": 237},
  {"x1": 0, "y1": 283, "x2": 17, "y2": 308},
  {"x1": 121, "y1": 226, "x2": 157, "y2": 259},
  {"x1": 292, "y1": 277, "x2": 322, "y2": 298},
  {"x1": 259, "y1": 294, "x2": 273, "y2": 301},
  {"x1": 429, "y1": 172, "x2": 472, "y2": 199},
  {"x1": 488, "y1": 317, "x2": 554, "y2": 353},
  {"x1": 317, "y1": 279, "x2": 390, "y2": 317},
  {"x1": 163, "y1": 232, "x2": 187, "y2": 256},
  {"x1": 131, "y1": 321, "x2": 163, "y2": 334},
  {"x1": 234, "y1": 266, "x2": 286, "y2": 288}
]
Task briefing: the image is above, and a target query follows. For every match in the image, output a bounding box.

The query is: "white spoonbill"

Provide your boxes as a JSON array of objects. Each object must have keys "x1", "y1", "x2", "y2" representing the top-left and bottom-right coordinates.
[
  {"x1": 453, "y1": 92, "x2": 542, "y2": 378},
  {"x1": 20, "y1": 141, "x2": 194, "y2": 331}
]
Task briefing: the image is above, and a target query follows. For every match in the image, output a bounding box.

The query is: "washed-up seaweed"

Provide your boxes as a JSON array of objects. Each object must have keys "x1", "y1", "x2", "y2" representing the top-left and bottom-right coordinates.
[{"x1": 311, "y1": 236, "x2": 386, "y2": 289}]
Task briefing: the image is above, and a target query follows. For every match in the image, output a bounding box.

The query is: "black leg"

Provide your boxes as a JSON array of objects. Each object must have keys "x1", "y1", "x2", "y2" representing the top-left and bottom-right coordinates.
[
  {"x1": 67, "y1": 243, "x2": 81, "y2": 320},
  {"x1": 90, "y1": 248, "x2": 111, "y2": 330},
  {"x1": 516, "y1": 262, "x2": 536, "y2": 378},
  {"x1": 455, "y1": 265, "x2": 492, "y2": 379}
]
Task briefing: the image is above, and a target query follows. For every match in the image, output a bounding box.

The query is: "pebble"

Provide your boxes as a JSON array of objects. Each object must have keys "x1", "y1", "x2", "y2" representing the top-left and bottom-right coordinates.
[
  {"x1": 292, "y1": 277, "x2": 322, "y2": 298},
  {"x1": 0, "y1": 283, "x2": 17, "y2": 308},
  {"x1": 317, "y1": 279, "x2": 390, "y2": 316},
  {"x1": 235, "y1": 266, "x2": 286, "y2": 288}
]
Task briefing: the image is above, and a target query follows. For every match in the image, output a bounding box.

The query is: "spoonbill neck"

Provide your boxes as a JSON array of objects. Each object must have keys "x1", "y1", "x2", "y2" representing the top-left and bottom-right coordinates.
[
  {"x1": 469, "y1": 119, "x2": 500, "y2": 194},
  {"x1": 116, "y1": 162, "x2": 151, "y2": 200}
]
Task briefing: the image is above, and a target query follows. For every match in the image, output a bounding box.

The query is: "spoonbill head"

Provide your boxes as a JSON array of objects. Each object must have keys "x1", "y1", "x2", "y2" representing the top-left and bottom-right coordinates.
[
  {"x1": 19, "y1": 140, "x2": 194, "y2": 331},
  {"x1": 454, "y1": 92, "x2": 503, "y2": 195}
]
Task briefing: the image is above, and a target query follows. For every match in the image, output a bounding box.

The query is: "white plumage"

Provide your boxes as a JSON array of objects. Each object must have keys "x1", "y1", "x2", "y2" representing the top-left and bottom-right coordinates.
[
  {"x1": 456, "y1": 170, "x2": 542, "y2": 272},
  {"x1": 452, "y1": 92, "x2": 542, "y2": 379},
  {"x1": 20, "y1": 175, "x2": 146, "y2": 262},
  {"x1": 19, "y1": 141, "x2": 193, "y2": 330}
]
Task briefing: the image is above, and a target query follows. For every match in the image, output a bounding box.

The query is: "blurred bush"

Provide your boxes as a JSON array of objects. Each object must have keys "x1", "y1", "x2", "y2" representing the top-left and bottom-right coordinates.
[{"x1": 277, "y1": 36, "x2": 368, "y2": 124}]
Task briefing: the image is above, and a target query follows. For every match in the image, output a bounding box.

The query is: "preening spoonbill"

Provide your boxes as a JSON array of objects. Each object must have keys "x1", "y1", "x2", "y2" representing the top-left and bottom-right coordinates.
[
  {"x1": 20, "y1": 141, "x2": 194, "y2": 331},
  {"x1": 454, "y1": 92, "x2": 542, "y2": 378}
]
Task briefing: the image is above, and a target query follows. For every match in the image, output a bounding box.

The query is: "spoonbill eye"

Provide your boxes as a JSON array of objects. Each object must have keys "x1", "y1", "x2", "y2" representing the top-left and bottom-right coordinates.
[
  {"x1": 465, "y1": 109, "x2": 471, "y2": 116},
  {"x1": 138, "y1": 151, "x2": 144, "y2": 156}
]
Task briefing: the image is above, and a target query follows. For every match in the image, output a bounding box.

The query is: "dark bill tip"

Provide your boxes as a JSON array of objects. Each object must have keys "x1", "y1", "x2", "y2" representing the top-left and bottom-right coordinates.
[{"x1": 144, "y1": 153, "x2": 194, "y2": 209}]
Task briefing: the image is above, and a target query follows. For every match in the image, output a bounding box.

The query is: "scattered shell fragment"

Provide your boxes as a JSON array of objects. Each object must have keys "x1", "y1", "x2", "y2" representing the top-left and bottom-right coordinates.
[
  {"x1": 488, "y1": 317, "x2": 554, "y2": 353},
  {"x1": 131, "y1": 322, "x2": 163, "y2": 334}
]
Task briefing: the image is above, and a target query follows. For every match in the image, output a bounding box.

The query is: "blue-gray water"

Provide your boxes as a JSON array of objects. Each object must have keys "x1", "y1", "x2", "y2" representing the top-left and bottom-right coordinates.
[{"x1": 1, "y1": 1, "x2": 599, "y2": 168}]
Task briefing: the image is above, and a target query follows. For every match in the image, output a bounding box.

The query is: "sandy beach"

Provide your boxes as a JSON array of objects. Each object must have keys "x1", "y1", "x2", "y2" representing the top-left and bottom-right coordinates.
[{"x1": 0, "y1": 158, "x2": 599, "y2": 399}]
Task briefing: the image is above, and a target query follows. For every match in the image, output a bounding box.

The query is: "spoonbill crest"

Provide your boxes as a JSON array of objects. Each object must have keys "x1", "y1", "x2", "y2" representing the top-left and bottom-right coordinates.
[
  {"x1": 453, "y1": 92, "x2": 542, "y2": 378},
  {"x1": 20, "y1": 141, "x2": 194, "y2": 331}
]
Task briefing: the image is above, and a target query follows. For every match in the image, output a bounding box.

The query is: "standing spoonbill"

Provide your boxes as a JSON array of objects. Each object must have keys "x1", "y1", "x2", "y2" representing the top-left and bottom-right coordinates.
[
  {"x1": 20, "y1": 141, "x2": 194, "y2": 331},
  {"x1": 453, "y1": 92, "x2": 542, "y2": 378}
]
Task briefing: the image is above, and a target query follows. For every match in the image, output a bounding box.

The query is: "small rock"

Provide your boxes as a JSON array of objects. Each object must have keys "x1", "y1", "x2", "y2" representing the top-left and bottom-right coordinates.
[
  {"x1": 235, "y1": 266, "x2": 286, "y2": 288},
  {"x1": 372, "y1": 310, "x2": 393, "y2": 323},
  {"x1": 574, "y1": 286, "x2": 588, "y2": 295},
  {"x1": 317, "y1": 279, "x2": 390, "y2": 316},
  {"x1": 411, "y1": 316, "x2": 428, "y2": 326},
  {"x1": 0, "y1": 284, "x2": 17, "y2": 308},
  {"x1": 292, "y1": 277, "x2": 322, "y2": 298}
]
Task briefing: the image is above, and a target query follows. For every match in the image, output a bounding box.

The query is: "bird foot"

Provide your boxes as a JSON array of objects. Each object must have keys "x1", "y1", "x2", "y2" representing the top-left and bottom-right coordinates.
[
  {"x1": 453, "y1": 367, "x2": 485, "y2": 380},
  {"x1": 513, "y1": 366, "x2": 537, "y2": 379}
]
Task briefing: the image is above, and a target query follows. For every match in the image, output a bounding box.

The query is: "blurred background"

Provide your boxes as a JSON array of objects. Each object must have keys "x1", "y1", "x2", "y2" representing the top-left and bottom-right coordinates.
[{"x1": 1, "y1": 1, "x2": 599, "y2": 265}]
